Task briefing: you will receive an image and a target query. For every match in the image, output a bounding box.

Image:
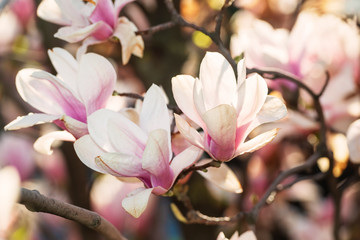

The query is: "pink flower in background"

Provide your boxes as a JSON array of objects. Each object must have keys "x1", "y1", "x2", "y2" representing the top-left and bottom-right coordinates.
[
  {"x1": 172, "y1": 52, "x2": 287, "y2": 162},
  {"x1": 37, "y1": 0, "x2": 144, "y2": 64},
  {"x1": 0, "y1": 166, "x2": 20, "y2": 238},
  {"x1": 5, "y1": 48, "x2": 116, "y2": 151},
  {"x1": 347, "y1": 119, "x2": 360, "y2": 163},
  {"x1": 0, "y1": 133, "x2": 35, "y2": 180},
  {"x1": 75, "y1": 85, "x2": 202, "y2": 218}
]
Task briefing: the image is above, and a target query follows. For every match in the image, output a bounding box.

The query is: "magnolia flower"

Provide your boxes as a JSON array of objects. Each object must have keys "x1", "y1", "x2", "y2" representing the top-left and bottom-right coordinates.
[
  {"x1": 172, "y1": 52, "x2": 287, "y2": 162},
  {"x1": 5, "y1": 48, "x2": 116, "y2": 152},
  {"x1": 347, "y1": 119, "x2": 360, "y2": 163},
  {"x1": 74, "y1": 85, "x2": 202, "y2": 218},
  {"x1": 37, "y1": 0, "x2": 144, "y2": 64},
  {"x1": 217, "y1": 230, "x2": 257, "y2": 240}
]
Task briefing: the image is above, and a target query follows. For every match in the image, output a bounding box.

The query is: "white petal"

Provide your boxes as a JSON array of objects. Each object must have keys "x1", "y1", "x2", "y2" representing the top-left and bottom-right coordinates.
[
  {"x1": 37, "y1": 0, "x2": 71, "y2": 25},
  {"x1": 34, "y1": 130, "x2": 75, "y2": 155},
  {"x1": 199, "y1": 52, "x2": 237, "y2": 110},
  {"x1": 122, "y1": 187, "x2": 153, "y2": 218},
  {"x1": 74, "y1": 135, "x2": 107, "y2": 174},
  {"x1": 347, "y1": 119, "x2": 360, "y2": 163},
  {"x1": 198, "y1": 160, "x2": 242, "y2": 193},
  {"x1": 174, "y1": 114, "x2": 204, "y2": 150},
  {"x1": 235, "y1": 128, "x2": 279, "y2": 156},
  {"x1": 170, "y1": 145, "x2": 203, "y2": 179},
  {"x1": 61, "y1": 115, "x2": 88, "y2": 138},
  {"x1": 54, "y1": 23, "x2": 102, "y2": 43},
  {"x1": 238, "y1": 231, "x2": 257, "y2": 240},
  {"x1": 96, "y1": 152, "x2": 142, "y2": 177},
  {"x1": 140, "y1": 84, "x2": 171, "y2": 135},
  {"x1": 4, "y1": 113, "x2": 60, "y2": 131}
]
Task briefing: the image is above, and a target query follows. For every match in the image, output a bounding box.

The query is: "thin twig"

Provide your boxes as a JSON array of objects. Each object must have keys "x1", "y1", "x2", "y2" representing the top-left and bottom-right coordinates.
[
  {"x1": 136, "y1": 21, "x2": 177, "y2": 36},
  {"x1": 19, "y1": 188, "x2": 127, "y2": 240},
  {"x1": 113, "y1": 91, "x2": 144, "y2": 101}
]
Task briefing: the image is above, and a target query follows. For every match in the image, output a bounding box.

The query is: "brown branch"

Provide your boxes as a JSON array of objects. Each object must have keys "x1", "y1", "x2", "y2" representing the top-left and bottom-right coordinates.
[
  {"x1": 136, "y1": 21, "x2": 177, "y2": 36},
  {"x1": 113, "y1": 91, "x2": 144, "y2": 101},
  {"x1": 179, "y1": 160, "x2": 221, "y2": 180},
  {"x1": 19, "y1": 188, "x2": 127, "y2": 240}
]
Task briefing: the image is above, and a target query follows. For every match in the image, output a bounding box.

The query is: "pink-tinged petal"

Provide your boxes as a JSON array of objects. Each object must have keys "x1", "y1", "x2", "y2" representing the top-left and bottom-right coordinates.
[
  {"x1": 17, "y1": 69, "x2": 86, "y2": 121},
  {"x1": 113, "y1": 17, "x2": 144, "y2": 65},
  {"x1": 96, "y1": 152, "x2": 142, "y2": 177},
  {"x1": 172, "y1": 75, "x2": 204, "y2": 127},
  {"x1": 76, "y1": 37, "x2": 104, "y2": 60},
  {"x1": 197, "y1": 160, "x2": 242, "y2": 193},
  {"x1": 74, "y1": 135, "x2": 107, "y2": 174},
  {"x1": 114, "y1": 0, "x2": 133, "y2": 16},
  {"x1": 90, "y1": 0, "x2": 116, "y2": 28},
  {"x1": 142, "y1": 129, "x2": 173, "y2": 188},
  {"x1": 60, "y1": 115, "x2": 88, "y2": 138},
  {"x1": 34, "y1": 130, "x2": 75, "y2": 155},
  {"x1": 140, "y1": 85, "x2": 170, "y2": 135},
  {"x1": 347, "y1": 119, "x2": 360, "y2": 163},
  {"x1": 199, "y1": 52, "x2": 237, "y2": 110},
  {"x1": 238, "y1": 230, "x2": 257, "y2": 240},
  {"x1": 48, "y1": 48, "x2": 79, "y2": 93},
  {"x1": 88, "y1": 109, "x2": 146, "y2": 152},
  {"x1": 54, "y1": 23, "x2": 103, "y2": 43},
  {"x1": 107, "y1": 117, "x2": 146, "y2": 158},
  {"x1": 77, "y1": 52, "x2": 116, "y2": 115},
  {"x1": 37, "y1": 0, "x2": 71, "y2": 25},
  {"x1": 202, "y1": 104, "x2": 237, "y2": 161},
  {"x1": 236, "y1": 74, "x2": 268, "y2": 124},
  {"x1": 174, "y1": 114, "x2": 204, "y2": 150},
  {"x1": 4, "y1": 113, "x2": 60, "y2": 131},
  {"x1": 235, "y1": 128, "x2": 279, "y2": 156},
  {"x1": 0, "y1": 166, "x2": 20, "y2": 233},
  {"x1": 170, "y1": 145, "x2": 203, "y2": 180},
  {"x1": 193, "y1": 78, "x2": 207, "y2": 117},
  {"x1": 246, "y1": 96, "x2": 287, "y2": 134},
  {"x1": 54, "y1": 0, "x2": 93, "y2": 26},
  {"x1": 122, "y1": 187, "x2": 153, "y2": 218}
]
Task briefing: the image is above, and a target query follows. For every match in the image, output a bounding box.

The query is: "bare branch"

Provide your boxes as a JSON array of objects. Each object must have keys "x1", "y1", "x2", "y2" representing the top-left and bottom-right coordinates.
[
  {"x1": 136, "y1": 21, "x2": 177, "y2": 36},
  {"x1": 19, "y1": 188, "x2": 127, "y2": 240}
]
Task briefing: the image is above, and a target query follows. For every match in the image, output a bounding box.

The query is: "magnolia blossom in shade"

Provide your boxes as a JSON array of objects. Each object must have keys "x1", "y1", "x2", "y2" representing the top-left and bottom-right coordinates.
[
  {"x1": 37, "y1": 0, "x2": 144, "y2": 64},
  {"x1": 0, "y1": 166, "x2": 20, "y2": 238},
  {"x1": 74, "y1": 85, "x2": 202, "y2": 218},
  {"x1": 217, "y1": 230, "x2": 257, "y2": 240},
  {"x1": 347, "y1": 119, "x2": 360, "y2": 163},
  {"x1": 4, "y1": 48, "x2": 116, "y2": 151},
  {"x1": 172, "y1": 52, "x2": 287, "y2": 162}
]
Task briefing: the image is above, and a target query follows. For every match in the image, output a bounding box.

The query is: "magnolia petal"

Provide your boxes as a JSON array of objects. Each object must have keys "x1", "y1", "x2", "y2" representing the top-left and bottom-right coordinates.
[
  {"x1": 174, "y1": 114, "x2": 204, "y2": 150},
  {"x1": 77, "y1": 52, "x2": 116, "y2": 115},
  {"x1": 199, "y1": 52, "x2": 237, "y2": 110},
  {"x1": 198, "y1": 160, "x2": 242, "y2": 193},
  {"x1": 235, "y1": 128, "x2": 279, "y2": 156},
  {"x1": 90, "y1": 0, "x2": 116, "y2": 28},
  {"x1": 54, "y1": 23, "x2": 102, "y2": 43},
  {"x1": 96, "y1": 152, "x2": 142, "y2": 177},
  {"x1": 140, "y1": 85, "x2": 171, "y2": 135},
  {"x1": 347, "y1": 119, "x2": 360, "y2": 163},
  {"x1": 48, "y1": 48, "x2": 79, "y2": 93},
  {"x1": 76, "y1": 37, "x2": 104, "y2": 60},
  {"x1": 122, "y1": 187, "x2": 153, "y2": 218},
  {"x1": 170, "y1": 145, "x2": 203, "y2": 180},
  {"x1": 4, "y1": 113, "x2": 60, "y2": 131},
  {"x1": 246, "y1": 95, "x2": 287, "y2": 135},
  {"x1": 60, "y1": 115, "x2": 88, "y2": 138},
  {"x1": 236, "y1": 74, "x2": 268, "y2": 124},
  {"x1": 237, "y1": 59, "x2": 246, "y2": 86},
  {"x1": 113, "y1": 17, "x2": 144, "y2": 65},
  {"x1": 34, "y1": 130, "x2": 75, "y2": 155},
  {"x1": 0, "y1": 166, "x2": 20, "y2": 233},
  {"x1": 114, "y1": 0, "x2": 133, "y2": 15},
  {"x1": 193, "y1": 78, "x2": 207, "y2": 118},
  {"x1": 238, "y1": 230, "x2": 257, "y2": 240},
  {"x1": 74, "y1": 135, "x2": 107, "y2": 174},
  {"x1": 37, "y1": 0, "x2": 71, "y2": 25},
  {"x1": 88, "y1": 109, "x2": 146, "y2": 152},
  {"x1": 202, "y1": 104, "x2": 237, "y2": 161},
  {"x1": 172, "y1": 75, "x2": 204, "y2": 127},
  {"x1": 142, "y1": 129, "x2": 171, "y2": 175}
]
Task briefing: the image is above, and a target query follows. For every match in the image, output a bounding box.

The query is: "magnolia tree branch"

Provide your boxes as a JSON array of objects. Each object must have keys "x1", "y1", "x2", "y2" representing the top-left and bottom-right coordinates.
[{"x1": 19, "y1": 188, "x2": 127, "y2": 240}]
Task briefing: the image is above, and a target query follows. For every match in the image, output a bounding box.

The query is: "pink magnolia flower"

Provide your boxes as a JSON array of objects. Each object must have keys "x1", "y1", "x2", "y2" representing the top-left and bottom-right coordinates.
[
  {"x1": 5, "y1": 48, "x2": 116, "y2": 148},
  {"x1": 37, "y1": 0, "x2": 144, "y2": 64},
  {"x1": 217, "y1": 230, "x2": 257, "y2": 240},
  {"x1": 347, "y1": 119, "x2": 360, "y2": 163},
  {"x1": 0, "y1": 166, "x2": 20, "y2": 238},
  {"x1": 74, "y1": 85, "x2": 202, "y2": 218},
  {"x1": 172, "y1": 52, "x2": 287, "y2": 162}
]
